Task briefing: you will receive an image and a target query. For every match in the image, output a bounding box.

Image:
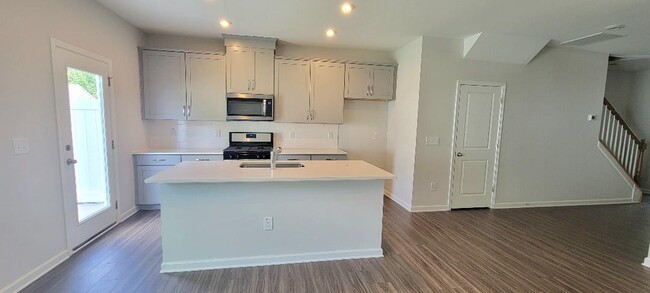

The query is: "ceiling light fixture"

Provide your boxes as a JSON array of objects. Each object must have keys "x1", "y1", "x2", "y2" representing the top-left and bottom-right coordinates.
[
  {"x1": 605, "y1": 24, "x2": 626, "y2": 31},
  {"x1": 341, "y1": 2, "x2": 355, "y2": 14},
  {"x1": 220, "y1": 19, "x2": 232, "y2": 28},
  {"x1": 326, "y1": 29, "x2": 336, "y2": 38}
]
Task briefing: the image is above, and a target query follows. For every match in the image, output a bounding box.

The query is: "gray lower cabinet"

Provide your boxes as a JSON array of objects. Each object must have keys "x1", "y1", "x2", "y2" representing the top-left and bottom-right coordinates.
[{"x1": 135, "y1": 154, "x2": 181, "y2": 209}]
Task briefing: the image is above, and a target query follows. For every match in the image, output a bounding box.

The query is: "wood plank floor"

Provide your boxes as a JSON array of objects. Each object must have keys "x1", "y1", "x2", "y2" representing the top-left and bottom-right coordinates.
[{"x1": 23, "y1": 196, "x2": 650, "y2": 292}]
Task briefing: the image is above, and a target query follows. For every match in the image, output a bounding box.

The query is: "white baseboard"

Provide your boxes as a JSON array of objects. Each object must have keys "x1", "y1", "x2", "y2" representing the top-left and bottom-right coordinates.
[
  {"x1": 494, "y1": 198, "x2": 634, "y2": 209},
  {"x1": 160, "y1": 248, "x2": 383, "y2": 273},
  {"x1": 119, "y1": 206, "x2": 138, "y2": 223},
  {"x1": 644, "y1": 257, "x2": 650, "y2": 268},
  {"x1": 410, "y1": 204, "x2": 450, "y2": 212},
  {"x1": 1, "y1": 250, "x2": 69, "y2": 293},
  {"x1": 384, "y1": 189, "x2": 411, "y2": 211}
]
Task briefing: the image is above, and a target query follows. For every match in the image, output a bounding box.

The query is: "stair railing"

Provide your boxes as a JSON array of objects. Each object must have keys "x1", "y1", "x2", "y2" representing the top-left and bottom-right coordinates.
[{"x1": 600, "y1": 98, "x2": 647, "y2": 183}]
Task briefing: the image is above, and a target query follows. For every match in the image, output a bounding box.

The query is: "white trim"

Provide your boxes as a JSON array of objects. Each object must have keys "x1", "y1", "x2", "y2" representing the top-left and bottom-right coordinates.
[
  {"x1": 597, "y1": 141, "x2": 641, "y2": 201},
  {"x1": 410, "y1": 205, "x2": 450, "y2": 212},
  {"x1": 384, "y1": 190, "x2": 412, "y2": 211},
  {"x1": 644, "y1": 257, "x2": 650, "y2": 268},
  {"x1": 448, "y1": 81, "x2": 507, "y2": 209},
  {"x1": 493, "y1": 198, "x2": 634, "y2": 209},
  {"x1": 0, "y1": 251, "x2": 69, "y2": 293},
  {"x1": 160, "y1": 249, "x2": 383, "y2": 273},
  {"x1": 119, "y1": 206, "x2": 138, "y2": 223}
]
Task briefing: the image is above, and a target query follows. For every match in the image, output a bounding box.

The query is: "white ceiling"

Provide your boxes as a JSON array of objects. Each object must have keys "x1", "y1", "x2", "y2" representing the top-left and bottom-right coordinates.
[{"x1": 98, "y1": 0, "x2": 650, "y2": 54}]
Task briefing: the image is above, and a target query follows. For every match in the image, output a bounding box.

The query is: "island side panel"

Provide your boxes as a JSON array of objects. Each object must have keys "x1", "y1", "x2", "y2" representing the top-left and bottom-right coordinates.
[{"x1": 159, "y1": 180, "x2": 385, "y2": 272}]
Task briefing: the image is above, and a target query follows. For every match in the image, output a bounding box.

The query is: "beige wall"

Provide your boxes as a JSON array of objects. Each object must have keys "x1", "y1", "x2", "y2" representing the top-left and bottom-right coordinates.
[
  {"x1": 384, "y1": 37, "x2": 423, "y2": 207},
  {"x1": 0, "y1": 0, "x2": 145, "y2": 290},
  {"x1": 605, "y1": 69, "x2": 634, "y2": 120},
  {"x1": 409, "y1": 37, "x2": 632, "y2": 209}
]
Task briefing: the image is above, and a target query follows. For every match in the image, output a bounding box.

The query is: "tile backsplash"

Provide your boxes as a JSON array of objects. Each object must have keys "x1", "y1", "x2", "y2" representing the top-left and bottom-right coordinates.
[{"x1": 145, "y1": 120, "x2": 339, "y2": 149}]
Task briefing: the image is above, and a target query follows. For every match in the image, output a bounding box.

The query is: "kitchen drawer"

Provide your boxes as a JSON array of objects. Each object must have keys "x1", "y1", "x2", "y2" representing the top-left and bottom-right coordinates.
[
  {"x1": 311, "y1": 154, "x2": 347, "y2": 161},
  {"x1": 181, "y1": 154, "x2": 223, "y2": 162},
  {"x1": 135, "y1": 154, "x2": 181, "y2": 166},
  {"x1": 277, "y1": 154, "x2": 311, "y2": 161}
]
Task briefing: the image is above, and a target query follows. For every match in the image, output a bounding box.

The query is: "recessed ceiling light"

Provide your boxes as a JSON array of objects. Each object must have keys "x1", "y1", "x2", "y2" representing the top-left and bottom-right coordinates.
[
  {"x1": 326, "y1": 29, "x2": 336, "y2": 38},
  {"x1": 341, "y1": 2, "x2": 355, "y2": 14},
  {"x1": 220, "y1": 19, "x2": 232, "y2": 28}
]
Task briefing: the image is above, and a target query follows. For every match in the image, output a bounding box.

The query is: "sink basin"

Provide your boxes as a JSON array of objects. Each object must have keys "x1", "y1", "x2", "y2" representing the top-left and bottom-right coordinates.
[{"x1": 239, "y1": 162, "x2": 305, "y2": 169}]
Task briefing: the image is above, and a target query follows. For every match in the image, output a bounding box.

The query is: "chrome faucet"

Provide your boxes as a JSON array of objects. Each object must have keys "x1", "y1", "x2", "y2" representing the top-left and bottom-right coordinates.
[{"x1": 270, "y1": 147, "x2": 282, "y2": 170}]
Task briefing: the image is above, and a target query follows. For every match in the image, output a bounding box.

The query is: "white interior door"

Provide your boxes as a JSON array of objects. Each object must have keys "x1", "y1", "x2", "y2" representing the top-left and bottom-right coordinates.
[
  {"x1": 51, "y1": 40, "x2": 117, "y2": 250},
  {"x1": 451, "y1": 84, "x2": 504, "y2": 209}
]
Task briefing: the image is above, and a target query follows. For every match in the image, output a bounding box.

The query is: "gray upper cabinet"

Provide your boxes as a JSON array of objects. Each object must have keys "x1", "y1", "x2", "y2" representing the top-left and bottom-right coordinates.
[
  {"x1": 142, "y1": 50, "x2": 186, "y2": 120},
  {"x1": 274, "y1": 59, "x2": 344, "y2": 124},
  {"x1": 344, "y1": 64, "x2": 395, "y2": 100},
  {"x1": 185, "y1": 53, "x2": 226, "y2": 121},
  {"x1": 141, "y1": 49, "x2": 226, "y2": 121},
  {"x1": 275, "y1": 59, "x2": 311, "y2": 122},
  {"x1": 226, "y1": 47, "x2": 275, "y2": 94}
]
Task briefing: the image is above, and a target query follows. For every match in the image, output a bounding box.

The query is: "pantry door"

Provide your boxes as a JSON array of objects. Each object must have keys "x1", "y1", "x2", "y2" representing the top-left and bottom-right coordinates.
[
  {"x1": 450, "y1": 82, "x2": 505, "y2": 209},
  {"x1": 51, "y1": 39, "x2": 118, "y2": 250}
]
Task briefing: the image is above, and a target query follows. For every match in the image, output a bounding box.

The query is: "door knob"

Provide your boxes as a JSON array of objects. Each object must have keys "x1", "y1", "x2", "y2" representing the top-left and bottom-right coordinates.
[
  {"x1": 456, "y1": 152, "x2": 463, "y2": 157},
  {"x1": 66, "y1": 158, "x2": 78, "y2": 165}
]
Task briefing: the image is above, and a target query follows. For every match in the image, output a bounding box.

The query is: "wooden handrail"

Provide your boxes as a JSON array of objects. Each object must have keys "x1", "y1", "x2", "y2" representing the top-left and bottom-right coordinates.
[
  {"x1": 601, "y1": 98, "x2": 647, "y2": 183},
  {"x1": 603, "y1": 98, "x2": 643, "y2": 145}
]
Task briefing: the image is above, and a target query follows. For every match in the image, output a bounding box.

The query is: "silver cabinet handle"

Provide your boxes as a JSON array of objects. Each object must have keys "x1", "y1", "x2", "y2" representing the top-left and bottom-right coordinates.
[
  {"x1": 196, "y1": 159, "x2": 210, "y2": 161},
  {"x1": 152, "y1": 159, "x2": 167, "y2": 162},
  {"x1": 370, "y1": 85, "x2": 374, "y2": 96},
  {"x1": 252, "y1": 79, "x2": 256, "y2": 91},
  {"x1": 182, "y1": 105, "x2": 186, "y2": 117},
  {"x1": 366, "y1": 85, "x2": 370, "y2": 96},
  {"x1": 187, "y1": 104, "x2": 192, "y2": 117},
  {"x1": 456, "y1": 152, "x2": 463, "y2": 157},
  {"x1": 66, "y1": 158, "x2": 78, "y2": 165}
]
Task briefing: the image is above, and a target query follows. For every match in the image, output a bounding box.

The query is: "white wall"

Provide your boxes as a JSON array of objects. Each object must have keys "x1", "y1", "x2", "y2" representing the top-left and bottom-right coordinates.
[
  {"x1": 409, "y1": 37, "x2": 632, "y2": 209},
  {"x1": 143, "y1": 33, "x2": 393, "y2": 168},
  {"x1": 605, "y1": 69, "x2": 634, "y2": 120},
  {"x1": 0, "y1": 0, "x2": 145, "y2": 290},
  {"x1": 384, "y1": 37, "x2": 423, "y2": 208},
  {"x1": 621, "y1": 70, "x2": 650, "y2": 190}
]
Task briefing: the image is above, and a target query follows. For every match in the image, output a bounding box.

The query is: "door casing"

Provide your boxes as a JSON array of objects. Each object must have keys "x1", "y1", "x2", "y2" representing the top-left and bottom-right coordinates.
[
  {"x1": 447, "y1": 81, "x2": 507, "y2": 209},
  {"x1": 50, "y1": 38, "x2": 119, "y2": 252}
]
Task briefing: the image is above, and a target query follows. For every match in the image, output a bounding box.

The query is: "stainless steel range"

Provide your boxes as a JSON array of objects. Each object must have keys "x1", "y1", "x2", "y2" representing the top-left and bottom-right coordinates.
[{"x1": 223, "y1": 132, "x2": 273, "y2": 160}]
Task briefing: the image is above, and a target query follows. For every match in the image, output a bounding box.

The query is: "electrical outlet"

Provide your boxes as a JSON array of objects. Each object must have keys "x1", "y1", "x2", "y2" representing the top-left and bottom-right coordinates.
[
  {"x1": 425, "y1": 137, "x2": 440, "y2": 146},
  {"x1": 13, "y1": 138, "x2": 29, "y2": 155},
  {"x1": 263, "y1": 217, "x2": 273, "y2": 231},
  {"x1": 371, "y1": 130, "x2": 378, "y2": 140},
  {"x1": 328, "y1": 131, "x2": 334, "y2": 139},
  {"x1": 169, "y1": 128, "x2": 177, "y2": 136},
  {"x1": 430, "y1": 182, "x2": 437, "y2": 191}
]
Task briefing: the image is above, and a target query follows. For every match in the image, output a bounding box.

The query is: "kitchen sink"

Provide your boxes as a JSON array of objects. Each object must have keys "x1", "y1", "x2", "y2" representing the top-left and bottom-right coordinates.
[{"x1": 239, "y1": 162, "x2": 305, "y2": 169}]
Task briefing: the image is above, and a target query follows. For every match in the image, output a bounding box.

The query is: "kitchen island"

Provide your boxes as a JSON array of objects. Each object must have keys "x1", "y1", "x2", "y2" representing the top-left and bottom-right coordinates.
[{"x1": 145, "y1": 160, "x2": 394, "y2": 273}]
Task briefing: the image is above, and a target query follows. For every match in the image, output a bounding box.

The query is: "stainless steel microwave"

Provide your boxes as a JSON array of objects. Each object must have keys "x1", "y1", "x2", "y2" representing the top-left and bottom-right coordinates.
[{"x1": 226, "y1": 93, "x2": 273, "y2": 121}]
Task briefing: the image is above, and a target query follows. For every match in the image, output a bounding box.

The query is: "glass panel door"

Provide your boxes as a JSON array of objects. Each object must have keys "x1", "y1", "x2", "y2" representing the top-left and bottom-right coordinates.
[{"x1": 66, "y1": 68, "x2": 110, "y2": 222}]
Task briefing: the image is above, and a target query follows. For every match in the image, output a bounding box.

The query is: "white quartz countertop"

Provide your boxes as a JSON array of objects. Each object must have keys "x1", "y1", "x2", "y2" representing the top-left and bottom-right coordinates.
[
  {"x1": 133, "y1": 148, "x2": 224, "y2": 155},
  {"x1": 132, "y1": 148, "x2": 347, "y2": 156},
  {"x1": 145, "y1": 160, "x2": 394, "y2": 183}
]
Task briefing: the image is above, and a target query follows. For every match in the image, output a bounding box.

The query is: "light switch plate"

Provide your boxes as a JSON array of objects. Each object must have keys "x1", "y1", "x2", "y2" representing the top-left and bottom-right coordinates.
[
  {"x1": 425, "y1": 137, "x2": 440, "y2": 146},
  {"x1": 13, "y1": 137, "x2": 30, "y2": 155}
]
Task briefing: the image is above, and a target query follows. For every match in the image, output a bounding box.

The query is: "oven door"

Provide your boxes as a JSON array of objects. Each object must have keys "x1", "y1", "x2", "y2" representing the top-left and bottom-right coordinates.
[{"x1": 226, "y1": 94, "x2": 273, "y2": 121}]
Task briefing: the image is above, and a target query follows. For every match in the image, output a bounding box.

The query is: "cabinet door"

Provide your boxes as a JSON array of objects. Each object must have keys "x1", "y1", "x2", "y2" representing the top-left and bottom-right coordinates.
[
  {"x1": 274, "y1": 59, "x2": 311, "y2": 123},
  {"x1": 186, "y1": 53, "x2": 226, "y2": 121},
  {"x1": 370, "y1": 66, "x2": 395, "y2": 100},
  {"x1": 311, "y1": 62, "x2": 345, "y2": 124},
  {"x1": 226, "y1": 48, "x2": 251, "y2": 93},
  {"x1": 344, "y1": 64, "x2": 372, "y2": 99},
  {"x1": 251, "y1": 49, "x2": 275, "y2": 94},
  {"x1": 142, "y1": 50, "x2": 186, "y2": 119},
  {"x1": 136, "y1": 165, "x2": 171, "y2": 205}
]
